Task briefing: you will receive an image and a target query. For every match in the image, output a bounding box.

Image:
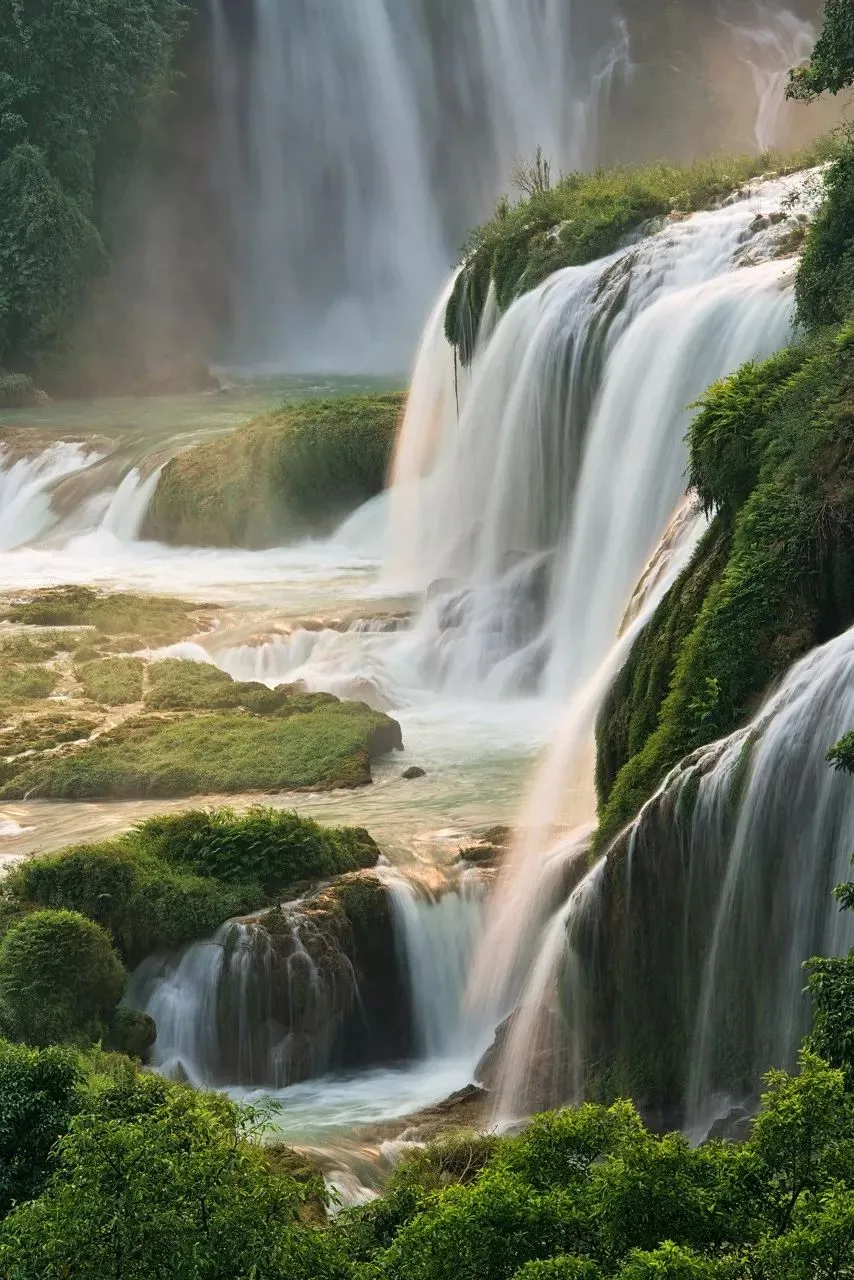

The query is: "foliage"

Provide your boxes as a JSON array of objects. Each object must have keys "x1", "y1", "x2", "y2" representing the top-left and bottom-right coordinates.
[
  {"x1": 6, "y1": 807, "x2": 381, "y2": 965},
  {"x1": 144, "y1": 392, "x2": 406, "y2": 548},
  {"x1": 0, "y1": 1075, "x2": 346, "y2": 1280},
  {"x1": 0, "y1": 1040, "x2": 82, "y2": 1216},
  {"x1": 0, "y1": 586, "x2": 215, "y2": 645},
  {"x1": 796, "y1": 140, "x2": 854, "y2": 329},
  {"x1": 75, "y1": 656, "x2": 144, "y2": 706},
  {"x1": 0, "y1": 910, "x2": 125, "y2": 1047},
  {"x1": 787, "y1": 0, "x2": 854, "y2": 101},
  {"x1": 445, "y1": 140, "x2": 841, "y2": 360},
  {"x1": 0, "y1": 0, "x2": 185, "y2": 372},
  {"x1": 0, "y1": 695, "x2": 401, "y2": 800},
  {"x1": 597, "y1": 322, "x2": 854, "y2": 840},
  {"x1": 0, "y1": 373, "x2": 38, "y2": 408},
  {"x1": 136, "y1": 806, "x2": 379, "y2": 895}
]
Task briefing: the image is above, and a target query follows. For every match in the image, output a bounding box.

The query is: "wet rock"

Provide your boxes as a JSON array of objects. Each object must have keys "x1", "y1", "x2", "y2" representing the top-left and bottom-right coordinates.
[
  {"x1": 402, "y1": 766, "x2": 426, "y2": 780},
  {"x1": 705, "y1": 1105, "x2": 755, "y2": 1145},
  {"x1": 457, "y1": 825, "x2": 512, "y2": 867}
]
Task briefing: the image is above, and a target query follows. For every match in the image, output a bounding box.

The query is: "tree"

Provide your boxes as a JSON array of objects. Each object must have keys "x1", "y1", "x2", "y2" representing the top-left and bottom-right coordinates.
[
  {"x1": 0, "y1": 1040, "x2": 82, "y2": 1217},
  {"x1": 788, "y1": 0, "x2": 854, "y2": 101},
  {"x1": 0, "y1": 1077, "x2": 345, "y2": 1280},
  {"x1": 0, "y1": 909, "x2": 125, "y2": 1047}
]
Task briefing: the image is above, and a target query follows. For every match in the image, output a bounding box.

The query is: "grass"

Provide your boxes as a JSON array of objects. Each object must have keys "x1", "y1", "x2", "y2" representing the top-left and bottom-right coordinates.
[
  {"x1": 75, "y1": 657, "x2": 144, "y2": 706},
  {"x1": 446, "y1": 137, "x2": 842, "y2": 360},
  {"x1": 0, "y1": 631, "x2": 83, "y2": 663},
  {"x1": 144, "y1": 658, "x2": 290, "y2": 714},
  {"x1": 1, "y1": 587, "x2": 216, "y2": 646},
  {"x1": 143, "y1": 392, "x2": 406, "y2": 549},
  {"x1": 0, "y1": 700, "x2": 403, "y2": 800},
  {"x1": 0, "y1": 662, "x2": 57, "y2": 706}
]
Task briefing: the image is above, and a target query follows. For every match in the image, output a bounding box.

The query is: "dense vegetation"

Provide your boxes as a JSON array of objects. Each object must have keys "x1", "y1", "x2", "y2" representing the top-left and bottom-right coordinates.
[
  {"x1": 0, "y1": 1, "x2": 185, "y2": 394},
  {"x1": 144, "y1": 393, "x2": 406, "y2": 547},
  {"x1": 2, "y1": 807, "x2": 380, "y2": 967}
]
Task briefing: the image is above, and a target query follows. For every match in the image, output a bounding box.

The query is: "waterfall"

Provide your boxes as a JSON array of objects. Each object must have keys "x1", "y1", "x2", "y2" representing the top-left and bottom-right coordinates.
[
  {"x1": 390, "y1": 171, "x2": 813, "y2": 701},
  {"x1": 130, "y1": 915, "x2": 359, "y2": 1089},
  {"x1": 206, "y1": 0, "x2": 630, "y2": 372},
  {"x1": 379, "y1": 868, "x2": 488, "y2": 1061},
  {"x1": 727, "y1": 4, "x2": 815, "y2": 149},
  {"x1": 0, "y1": 443, "x2": 99, "y2": 551},
  {"x1": 98, "y1": 466, "x2": 164, "y2": 542}
]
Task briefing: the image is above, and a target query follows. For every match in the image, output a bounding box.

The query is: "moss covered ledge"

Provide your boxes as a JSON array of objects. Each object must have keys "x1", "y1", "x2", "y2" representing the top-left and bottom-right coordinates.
[{"x1": 143, "y1": 391, "x2": 406, "y2": 548}]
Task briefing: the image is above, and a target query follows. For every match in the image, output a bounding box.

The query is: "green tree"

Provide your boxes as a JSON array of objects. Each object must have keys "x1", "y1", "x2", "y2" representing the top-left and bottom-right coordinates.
[
  {"x1": 0, "y1": 909, "x2": 125, "y2": 1046},
  {"x1": 0, "y1": 1040, "x2": 82, "y2": 1217},
  {"x1": 0, "y1": 1077, "x2": 344, "y2": 1280},
  {"x1": 788, "y1": 0, "x2": 854, "y2": 101}
]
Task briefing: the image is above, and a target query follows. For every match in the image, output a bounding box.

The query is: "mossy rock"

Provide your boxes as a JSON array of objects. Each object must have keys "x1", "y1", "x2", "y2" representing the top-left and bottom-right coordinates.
[
  {"x1": 0, "y1": 631, "x2": 84, "y2": 663},
  {"x1": 104, "y1": 1007, "x2": 157, "y2": 1061},
  {"x1": 0, "y1": 587, "x2": 216, "y2": 646},
  {"x1": 0, "y1": 696, "x2": 402, "y2": 800},
  {"x1": 0, "y1": 661, "x2": 58, "y2": 708},
  {"x1": 144, "y1": 658, "x2": 290, "y2": 714},
  {"x1": 143, "y1": 392, "x2": 405, "y2": 549}
]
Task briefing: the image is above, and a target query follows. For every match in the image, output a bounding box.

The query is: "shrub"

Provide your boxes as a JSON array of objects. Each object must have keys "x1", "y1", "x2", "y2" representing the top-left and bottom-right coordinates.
[
  {"x1": 0, "y1": 910, "x2": 125, "y2": 1046},
  {"x1": 136, "y1": 806, "x2": 379, "y2": 895},
  {"x1": 796, "y1": 143, "x2": 854, "y2": 329},
  {"x1": 0, "y1": 1040, "x2": 82, "y2": 1217},
  {"x1": 143, "y1": 392, "x2": 406, "y2": 548},
  {"x1": 75, "y1": 656, "x2": 144, "y2": 705}
]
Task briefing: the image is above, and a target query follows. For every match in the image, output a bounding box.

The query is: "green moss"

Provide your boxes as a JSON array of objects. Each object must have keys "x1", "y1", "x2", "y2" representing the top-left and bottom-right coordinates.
[
  {"x1": 0, "y1": 631, "x2": 82, "y2": 663},
  {"x1": 144, "y1": 658, "x2": 288, "y2": 713},
  {"x1": 0, "y1": 697, "x2": 402, "y2": 800},
  {"x1": 0, "y1": 910, "x2": 126, "y2": 1047},
  {"x1": 143, "y1": 391, "x2": 406, "y2": 549},
  {"x1": 0, "y1": 712, "x2": 98, "y2": 757},
  {"x1": 1, "y1": 586, "x2": 215, "y2": 645},
  {"x1": 597, "y1": 323, "x2": 854, "y2": 842},
  {"x1": 75, "y1": 657, "x2": 144, "y2": 706},
  {"x1": 446, "y1": 140, "x2": 841, "y2": 360}
]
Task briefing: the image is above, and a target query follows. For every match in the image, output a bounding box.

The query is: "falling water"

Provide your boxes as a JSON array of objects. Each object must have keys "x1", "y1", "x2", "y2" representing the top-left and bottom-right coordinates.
[
  {"x1": 0, "y1": 443, "x2": 99, "y2": 551},
  {"x1": 727, "y1": 4, "x2": 815, "y2": 149},
  {"x1": 206, "y1": 0, "x2": 631, "y2": 371}
]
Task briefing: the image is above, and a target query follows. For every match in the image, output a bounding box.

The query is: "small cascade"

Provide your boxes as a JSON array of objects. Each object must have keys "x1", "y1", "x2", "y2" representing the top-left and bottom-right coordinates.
[
  {"x1": 0, "y1": 443, "x2": 99, "y2": 551},
  {"x1": 99, "y1": 466, "x2": 164, "y2": 542},
  {"x1": 379, "y1": 868, "x2": 488, "y2": 1061},
  {"x1": 130, "y1": 914, "x2": 358, "y2": 1089}
]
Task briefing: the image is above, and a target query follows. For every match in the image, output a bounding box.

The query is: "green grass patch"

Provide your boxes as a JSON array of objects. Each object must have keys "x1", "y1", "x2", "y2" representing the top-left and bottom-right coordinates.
[
  {"x1": 144, "y1": 658, "x2": 291, "y2": 714},
  {"x1": 75, "y1": 657, "x2": 144, "y2": 706},
  {"x1": 0, "y1": 662, "x2": 57, "y2": 706},
  {"x1": 0, "y1": 631, "x2": 82, "y2": 663},
  {"x1": 1, "y1": 587, "x2": 216, "y2": 646},
  {"x1": 143, "y1": 391, "x2": 405, "y2": 548},
  {"x1": 0, "y1": 699, "x2": 402, "y2": 800},
  {"x1": 446, "y1": 139, "x2": 841, "y2": 360}
]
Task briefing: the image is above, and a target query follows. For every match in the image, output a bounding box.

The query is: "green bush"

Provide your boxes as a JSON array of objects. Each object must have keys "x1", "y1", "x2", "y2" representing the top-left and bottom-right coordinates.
[
  {"x1": 0, "y1": 910, "x2": 125, "y2": 1047},
  {"x1": 7, "y1": 842, "x2": 252, "y2": 967},
  {"x1": 0, "y1": 1040, "x2": 82, "y2": 1217},
  {"x1": 136, "y1": 806, "x2": 379, "y2": 895},
  {"x1": 796, "y1": 143, "x2": 854, "y2": 329},
  {"x1": 75, "y1": 656, "x2": 144, "y2": 705},
  {"x1": 143, "y1": 392, "x2": 406, "y2": 548},
  {"x1": 0, "y1": 700, "x2": 402, "y2": 800}
]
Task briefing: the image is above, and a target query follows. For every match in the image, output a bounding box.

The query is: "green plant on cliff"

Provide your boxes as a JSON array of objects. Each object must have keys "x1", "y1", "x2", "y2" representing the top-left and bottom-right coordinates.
[
  {"x1": 144, "y1": 392, "x2": 406, "y2": 548},
  {"x1": 0, "y1": 1, "x2": 185, "y2": 374},
  {"x1": 787, "y1": 0, "x2": 854, "y2": 101}
]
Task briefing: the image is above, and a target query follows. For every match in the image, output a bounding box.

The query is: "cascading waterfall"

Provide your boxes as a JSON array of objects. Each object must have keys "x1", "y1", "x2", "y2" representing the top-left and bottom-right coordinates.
[
  {"x1": 0, "y1": 443, "x2": 99, "y2": 551},
  {"x1": 727, "y1": 4, "x2": 815, "y2": 149},
  {"x1": 390, "y1": 171, "x2": 813, "y2": 701}
]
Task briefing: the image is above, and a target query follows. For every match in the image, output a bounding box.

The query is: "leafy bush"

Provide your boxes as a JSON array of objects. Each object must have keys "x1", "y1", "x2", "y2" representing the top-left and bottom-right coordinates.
[
  {"x1": 0, "y1": 910, "x2": 125, "y2": 1047},
  {"x1": 0, "y1": 1040, "x2": 82, "y2": 1217},
  {"x1": 796, "y1": 142, "x2": 854, "y2": 329},
  {"x1": 144, "y1": 392, "x2": 406, "y2": 548},
  {"x1": 75, "y1": 656, "x2": 144, "y2": 705},
  {"x1": 136, "y1": 806, "x2": 379, "y2": 895},
  {"x1": 7, "y1": 842, "x2": 251, "y2": 967}
]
